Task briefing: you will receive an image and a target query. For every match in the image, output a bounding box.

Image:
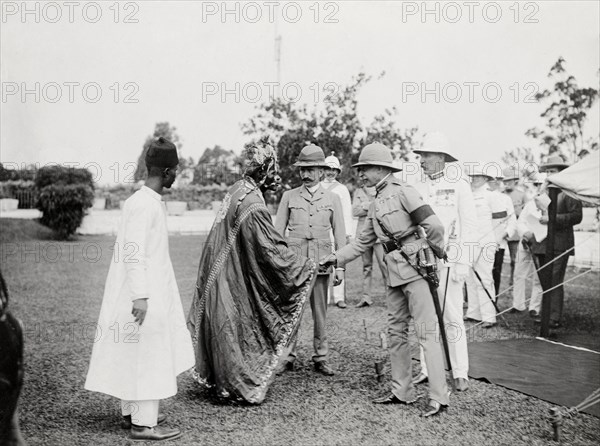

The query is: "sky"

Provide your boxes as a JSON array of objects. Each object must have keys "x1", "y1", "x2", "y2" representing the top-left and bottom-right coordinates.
[{"x1": 1, "y1": 0, "x2": 599, "y2": 185}]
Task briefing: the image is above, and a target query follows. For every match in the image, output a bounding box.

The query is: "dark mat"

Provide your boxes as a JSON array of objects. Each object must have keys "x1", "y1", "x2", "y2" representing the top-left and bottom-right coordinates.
[{"x1": 469, "y1": 338, "x2": 600, "y2": 417}]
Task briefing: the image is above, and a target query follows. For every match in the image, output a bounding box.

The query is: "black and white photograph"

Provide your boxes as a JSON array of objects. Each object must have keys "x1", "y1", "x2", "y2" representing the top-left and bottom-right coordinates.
[{"x1": 1, "y1": 1, "x2": 599, "y2": 444}]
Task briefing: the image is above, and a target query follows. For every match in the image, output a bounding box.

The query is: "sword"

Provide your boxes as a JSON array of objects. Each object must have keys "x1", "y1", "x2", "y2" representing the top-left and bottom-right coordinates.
[
  {"x1": 471, "y1": 267, "x2": 509, "y2": 328},
  {"x1": 426, "y1": 273, "x2": 457, "y2": 392},
  {"x1": 398, "y1": 231, "x2": 456, "y2": 392}
]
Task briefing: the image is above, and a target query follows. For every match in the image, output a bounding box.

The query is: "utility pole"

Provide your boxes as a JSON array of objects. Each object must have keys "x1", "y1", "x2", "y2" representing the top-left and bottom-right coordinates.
[{"x1": 274, "y1": 16, "x2": 282, "y2": 87}]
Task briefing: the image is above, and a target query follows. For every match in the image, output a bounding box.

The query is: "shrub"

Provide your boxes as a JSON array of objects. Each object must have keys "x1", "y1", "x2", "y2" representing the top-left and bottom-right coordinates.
[
  {"x1": 0, "y1": 163, "x2": 37, "y2": 182},
  {"x1": 36, "y1": 184, "x2": 94, "y2": 239},
  {"x1": 162, "y1": 184, "x2": 229, "y2": 210},
  {"x1": 34, "y1": 165, "x2": 94, "y2": 190}
]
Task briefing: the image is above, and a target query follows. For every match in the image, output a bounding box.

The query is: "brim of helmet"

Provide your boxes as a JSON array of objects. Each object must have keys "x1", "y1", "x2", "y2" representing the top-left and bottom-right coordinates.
[
  {"x1": 412, "y1": 149, "x2": 458, "y2": 163},
  {"x1": 351, "y1": 161, "x2": 402, "y2": 172},
  {"x1": 539, "y1": 163, "x2": 569, "y2": 172},
  {"x1": 467, "y1": 174, "x2": 494, "y2": 180},
  {"x1": 293, "y1": 161, "x2": 330, "y2": 168}
]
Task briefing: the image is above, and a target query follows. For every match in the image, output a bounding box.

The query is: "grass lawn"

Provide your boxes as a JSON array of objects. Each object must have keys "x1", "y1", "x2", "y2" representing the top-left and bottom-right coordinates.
[{"x1": 1, "y1": 219, "x2": 599, "y2": 445}]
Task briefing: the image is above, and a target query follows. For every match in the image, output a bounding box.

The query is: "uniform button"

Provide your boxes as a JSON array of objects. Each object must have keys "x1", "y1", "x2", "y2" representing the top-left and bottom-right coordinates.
[
  {"x1": 310, "y1": 213, "x2": 313, "y2": 216},
  {"x1": 309, "y1": 224, "x2": 313, "y2": 227},
  {"x1": 376, "y1": 208, "x2": 379, "y2": 211}
]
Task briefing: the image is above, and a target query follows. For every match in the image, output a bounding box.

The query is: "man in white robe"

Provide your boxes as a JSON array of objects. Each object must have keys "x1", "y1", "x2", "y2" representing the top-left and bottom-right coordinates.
[{"x1": 85, "y1": 137, "x2": 194, "y2": 442}]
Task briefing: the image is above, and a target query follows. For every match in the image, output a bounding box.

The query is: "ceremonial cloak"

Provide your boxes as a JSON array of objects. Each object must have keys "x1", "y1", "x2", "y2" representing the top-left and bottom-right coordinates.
[
  {"x1": 187, "y1": 178, "x2": 316, "y2": 404},
  {"x1": 85, "y1": 186, "x2": 195, "y2": 401}
]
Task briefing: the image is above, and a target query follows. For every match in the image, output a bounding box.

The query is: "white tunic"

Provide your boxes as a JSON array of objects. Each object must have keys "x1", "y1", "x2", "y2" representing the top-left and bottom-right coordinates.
[
  {"x1": 489, "y1": 190, "x2": 517, "y2": 250},
  {"x1": 412, "y1": 167, "x2": 478, "y2": 266},
  {"x1": 471, "y1": 184, "x2": 496, "y2": 248},
  {"x1": 85, "y1": 186, "x2": 194, "y2": 401}
]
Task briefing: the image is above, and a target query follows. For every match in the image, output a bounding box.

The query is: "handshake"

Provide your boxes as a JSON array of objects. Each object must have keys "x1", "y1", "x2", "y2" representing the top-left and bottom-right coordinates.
[{"x1": 319, "y1": 253, "x2": 344, "y2": 286}]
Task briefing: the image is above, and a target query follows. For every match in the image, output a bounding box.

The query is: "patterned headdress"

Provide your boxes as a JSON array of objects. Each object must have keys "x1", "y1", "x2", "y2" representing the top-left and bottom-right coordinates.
[{"x1": 243, "y1": 136, "x2": 278, "y2": 176}]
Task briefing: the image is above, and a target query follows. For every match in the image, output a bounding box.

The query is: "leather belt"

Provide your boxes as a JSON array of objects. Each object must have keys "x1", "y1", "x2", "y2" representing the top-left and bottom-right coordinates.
[
  {"x1": 381, "y1": 232, "x2": 419, "y2": 254},
  {"x1": 288, "y1": 229, "x2": 331, "y2": 240}
]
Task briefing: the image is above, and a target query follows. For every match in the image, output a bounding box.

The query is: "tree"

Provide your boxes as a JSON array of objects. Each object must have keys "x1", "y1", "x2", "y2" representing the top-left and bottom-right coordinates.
[
  {"x1": 501, "y1": 147, "x2": 538, "y2": 181},
  {"x1": 192, "y1": 145, "x2": 241, "y2": 186},
  {"x1": 133, "y1": 122, "x2": 184, "y2": 182},
  {"x1": 526, "y1": 57, "x2": 598, "y2": 162},
  {"x1": 242, "y1": 72, "x2": 420, "y2": 187}
]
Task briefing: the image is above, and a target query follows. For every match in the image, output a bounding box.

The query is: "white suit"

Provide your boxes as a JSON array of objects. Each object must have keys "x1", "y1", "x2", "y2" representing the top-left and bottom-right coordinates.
[
  {"x1": 85, "y1": 186, "x2": 194, "y2": 402},
  {"x1": 413, "y1": 167, "x2": 477, "y2": 380},
  {"x1": 465, "y1": 185, "x2": 497, "y2": 323}
]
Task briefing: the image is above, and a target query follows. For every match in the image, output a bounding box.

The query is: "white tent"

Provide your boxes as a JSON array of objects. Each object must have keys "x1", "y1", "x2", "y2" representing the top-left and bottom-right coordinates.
[{"x1": 547, "y1": 150, "x2": 600, "y2": 205}]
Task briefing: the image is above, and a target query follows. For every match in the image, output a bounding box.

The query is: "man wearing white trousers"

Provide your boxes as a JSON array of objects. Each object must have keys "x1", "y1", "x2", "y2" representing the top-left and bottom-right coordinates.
[
  {"x1": 411, "y1": 132, "x2": 478, "y2": 392},
  {"x1": 85, "y1": 137, "x2": 195, "y2": 442},
  {"x1": 512, "y1": 176, "x2": 545, "y2": 317},
  {"x1": 464, "y1": 165, "x2": 500, "y2": 328}
]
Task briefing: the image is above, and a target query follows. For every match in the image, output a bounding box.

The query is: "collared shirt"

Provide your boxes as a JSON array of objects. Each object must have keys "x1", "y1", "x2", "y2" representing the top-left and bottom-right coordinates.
[{"x1": 304, "y1": 183, "x2": 320, "y2": 195}]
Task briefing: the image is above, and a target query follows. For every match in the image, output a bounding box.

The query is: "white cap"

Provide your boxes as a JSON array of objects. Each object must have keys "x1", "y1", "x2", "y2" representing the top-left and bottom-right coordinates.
[{"x1": 324, "y1": 154, "x2": 341, "y2": 171}]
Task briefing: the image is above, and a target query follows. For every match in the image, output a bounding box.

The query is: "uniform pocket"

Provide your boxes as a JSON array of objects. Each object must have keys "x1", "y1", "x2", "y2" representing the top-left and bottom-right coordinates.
[{"x1": 391, "y1": 250, "x2": 420, "y2": 280}]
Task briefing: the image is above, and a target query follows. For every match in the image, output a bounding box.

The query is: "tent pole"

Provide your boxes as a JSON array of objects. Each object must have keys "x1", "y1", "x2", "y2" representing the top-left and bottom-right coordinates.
[{"x1": 540, "y1": 187, "x2": 559, "y2": 337}]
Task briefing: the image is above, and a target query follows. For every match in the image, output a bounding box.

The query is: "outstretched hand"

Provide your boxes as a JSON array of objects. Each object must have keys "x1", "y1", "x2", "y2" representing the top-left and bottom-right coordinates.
[
  {"x1": 319, "y1": 253, "x2": 337, "y2": 269},
  {"x1": 334, "y1": 270, "x2": 344, "y2": 286},
  {"x1": 132, "y1": 298, "x2": 148, "y2": 326}
]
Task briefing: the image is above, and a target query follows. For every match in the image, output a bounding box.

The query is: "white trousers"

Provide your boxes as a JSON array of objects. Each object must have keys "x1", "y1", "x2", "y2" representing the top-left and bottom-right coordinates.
[
  {"x1": 512, "y1": 244, "x2": 543, "y2": 313},
  {"x1": 121, "y1": 399, "x2": 159, "y2": 428},
  {"x1": 465, "y1": 249, "x2": 496, "y2": 323},
  {"x1": 327, "y1": 273, "x2": 345, "y2": 303},
  {"x1": 419, "y1": 264, "x2": 469, "y2": 380}
]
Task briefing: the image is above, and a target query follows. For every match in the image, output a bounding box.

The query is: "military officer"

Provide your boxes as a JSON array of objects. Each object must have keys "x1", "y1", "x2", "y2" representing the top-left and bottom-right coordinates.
[
  {"x1": 411, "y1": 132, "x2": 477, "y2": 392},
  {"x1": 464, "y1": 165, "x2": 500, "y2": 328},
  {"x1": 502, "y1": 166, "x2": 527, "y2": 285},
  {"x1": 320, "y1": 142, "x2": 449, "y2": 417},
  {"x1": 487, "y1": 170, "x2": 517, "y2": 296},
  {"x1": 275, "y1": 144, "x2": 346, "y2": 376},
  {"x1": 321, "y1": 152, "x2": 354, "y2": 308}
]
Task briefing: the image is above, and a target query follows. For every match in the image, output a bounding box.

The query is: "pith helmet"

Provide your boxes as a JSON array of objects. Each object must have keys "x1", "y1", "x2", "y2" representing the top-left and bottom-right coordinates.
[
  {"x1": 352, "y1": 143, "x2": 402, "y2": 172},
  {"x1": 324, "y1": 153, "x2": 342, "y2": 171},
  {"x1": 412, "y1": 132, "x2": 458, "y2": 162},
  {"x1": 293, "y1": 144, "x2": 329, "y2": 168},
  {"x1": 465, "y1": 162, "x2": 502, "y2": 180},
  {"x1": 539, "y1": 155, "x2": 570, "y2": 172},
  {"x1": 502, "y1": 166, "x2": 520, "y2": 181}
]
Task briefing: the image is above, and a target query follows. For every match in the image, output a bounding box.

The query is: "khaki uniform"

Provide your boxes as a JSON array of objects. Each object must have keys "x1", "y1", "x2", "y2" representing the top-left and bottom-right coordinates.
[
  {"x1": 275, "y1": 184, "x2": 346, "y2": 363},
  {"x1": 335, "y1": 176, "x2": 449, "y2": 405}
]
